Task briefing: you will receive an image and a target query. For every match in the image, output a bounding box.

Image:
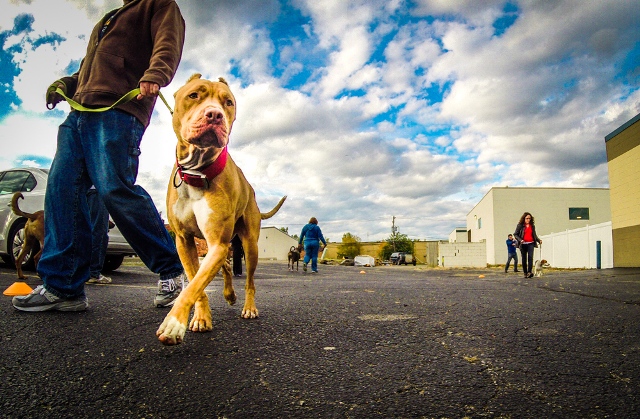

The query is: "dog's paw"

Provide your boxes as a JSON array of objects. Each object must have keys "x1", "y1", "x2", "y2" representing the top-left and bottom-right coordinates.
[
  {"x1": 241, "y1": 306, "x2": 259, "y2": 319},
  {"x1": 156, "y1": 315, "x2": 186, "y2": 345},
  {"x1": 189, "y1": 317, "x2": 212, "y2": 332},
  {"x1": 189, "y1": 308, "x2": 213, "y2": 332},
  {"x1": 224, "y1": 289, "x2": 236, "y2": 306}
]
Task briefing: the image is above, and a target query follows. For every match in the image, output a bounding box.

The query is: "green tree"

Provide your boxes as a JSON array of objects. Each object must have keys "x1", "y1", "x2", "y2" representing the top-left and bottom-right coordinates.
[
  {"x1": 279, "y1": 226, "x2": 299, "y2": 241},
  {"x1": 337, "y1": 232, "x2": 361, "y2": 259},
  {"x1": 379, "y1": 232, "x2": 413, "y2": 260}
]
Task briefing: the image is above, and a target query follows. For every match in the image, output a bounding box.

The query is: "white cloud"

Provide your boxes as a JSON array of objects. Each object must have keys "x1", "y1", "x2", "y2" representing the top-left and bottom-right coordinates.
[{"x1": 0, "y1": 112, "x2": 59, "y2": 170}]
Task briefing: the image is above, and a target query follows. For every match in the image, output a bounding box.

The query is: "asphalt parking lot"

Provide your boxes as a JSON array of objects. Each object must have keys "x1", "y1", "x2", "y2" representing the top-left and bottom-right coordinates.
[{"x1": 1, "y1": 259, "x2": 639, "y2": 418}]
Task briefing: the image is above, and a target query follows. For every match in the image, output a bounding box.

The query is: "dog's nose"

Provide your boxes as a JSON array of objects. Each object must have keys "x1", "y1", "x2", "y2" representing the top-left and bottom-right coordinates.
[{"x1": 204, "y1": 107, "x2": 224, "y2": 123}]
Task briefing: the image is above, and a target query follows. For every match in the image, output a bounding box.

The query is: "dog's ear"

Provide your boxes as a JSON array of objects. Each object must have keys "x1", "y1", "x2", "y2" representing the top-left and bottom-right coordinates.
[
  {"x1": 187, "y1": 73, "x2": 202, "y2": 83},
  {"x1": 218, "y1": 77, "x2": 229, "y2": 86},
  {"x1": 175, "y1": 73, "x2": 203, "y2": 98}
]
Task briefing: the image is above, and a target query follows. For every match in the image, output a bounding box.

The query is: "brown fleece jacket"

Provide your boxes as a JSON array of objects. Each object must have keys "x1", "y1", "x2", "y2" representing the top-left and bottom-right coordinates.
[{"x1": 57, "y1": 0, "x2": 185, "y2": 127}]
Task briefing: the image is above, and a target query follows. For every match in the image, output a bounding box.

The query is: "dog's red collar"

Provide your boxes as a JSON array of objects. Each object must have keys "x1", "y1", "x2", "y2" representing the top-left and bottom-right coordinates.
[{"x1": 176, "y1": 147, "x2": 228, "y2": 188}]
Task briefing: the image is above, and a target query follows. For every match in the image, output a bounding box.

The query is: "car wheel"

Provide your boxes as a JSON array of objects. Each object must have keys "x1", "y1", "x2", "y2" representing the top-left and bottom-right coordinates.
[
  {"x1": 8, "y1": 219, "x2": 37, "y2": 271},
  {"x1": 102, "y1": 254, "x2": 125, "y2": 272}
]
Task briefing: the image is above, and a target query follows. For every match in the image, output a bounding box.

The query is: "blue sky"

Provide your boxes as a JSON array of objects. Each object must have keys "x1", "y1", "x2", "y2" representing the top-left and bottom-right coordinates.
[{"x1": 1, "y1": 0, "x2": 639, "y2": 242}]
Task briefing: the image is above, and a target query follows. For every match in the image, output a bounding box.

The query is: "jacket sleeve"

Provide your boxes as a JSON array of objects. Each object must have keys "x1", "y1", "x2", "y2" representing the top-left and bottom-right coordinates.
[
  {"x1": 55, "y1": 71, "x2": 80, "y2": 98},
  {"x1": 141, "y1": 2, "x2": 185, "y2": 87},
  {"x1": 513, "y1": 224, "x2": 523, "y2": 242},
  {"x1": 318, "y1": 228, "x2": 327, "y2": 246},
  {"x1": 299, "y1": 226, "x2": 306, "y2": 244}
]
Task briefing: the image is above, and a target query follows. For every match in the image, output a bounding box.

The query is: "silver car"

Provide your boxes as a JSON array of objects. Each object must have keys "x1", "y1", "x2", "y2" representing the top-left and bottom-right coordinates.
[{"x1": 0, "y1": 167, "x2": 136, "y2": 272}]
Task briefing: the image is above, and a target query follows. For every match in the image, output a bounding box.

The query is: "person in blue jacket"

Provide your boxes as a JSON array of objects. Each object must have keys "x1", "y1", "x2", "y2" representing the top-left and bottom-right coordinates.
[
  {"x1": 298, "y1": 217, "x2": 327, "y2": 273},
  {"x1": 505, "y1": 234, "x2": 519, "y2": 273}
]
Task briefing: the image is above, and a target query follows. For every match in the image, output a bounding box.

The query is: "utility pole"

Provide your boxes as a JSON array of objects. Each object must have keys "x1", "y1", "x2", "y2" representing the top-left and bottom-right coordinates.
[{"x1": 391, "y1": 216, "x2": 397, "y2": 251}]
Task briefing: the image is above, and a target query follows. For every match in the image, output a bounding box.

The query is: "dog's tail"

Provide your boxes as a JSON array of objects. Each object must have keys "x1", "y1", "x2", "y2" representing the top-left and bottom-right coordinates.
[
  {"x1": 11, "y1": 192, "x2": 40, "y2": 221},
  {"x1": 261, "y1": 196, "x2": 287, "y2": 220}
]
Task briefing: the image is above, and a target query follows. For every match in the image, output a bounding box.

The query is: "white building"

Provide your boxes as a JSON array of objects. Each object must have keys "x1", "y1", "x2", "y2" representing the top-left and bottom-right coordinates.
[
  {"x1": 258, "y1": 226, "x2": 298, "y2": 261},
  {"x1": 448, "y1": 228, "x2": 469, "y2": 243},
  {"x1": 467, "y1": 187, "x2": 611, "y2": 265}
]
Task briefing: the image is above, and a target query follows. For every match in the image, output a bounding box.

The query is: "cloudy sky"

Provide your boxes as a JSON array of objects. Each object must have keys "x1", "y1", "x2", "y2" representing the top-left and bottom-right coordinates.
[{"x1": 1, "y1": 0, "x2": 639, "y2": 242}]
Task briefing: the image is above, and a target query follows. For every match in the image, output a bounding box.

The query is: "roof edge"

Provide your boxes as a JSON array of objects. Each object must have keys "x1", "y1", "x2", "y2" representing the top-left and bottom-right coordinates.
[{"x1": 605, "y1": 112, "x2": 640, "y2": 142}]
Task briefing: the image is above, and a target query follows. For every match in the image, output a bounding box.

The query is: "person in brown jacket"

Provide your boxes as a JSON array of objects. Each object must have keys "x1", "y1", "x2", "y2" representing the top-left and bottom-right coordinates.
[{"x1": 13, "y1": 0, "x2": 187, "y2": 312}]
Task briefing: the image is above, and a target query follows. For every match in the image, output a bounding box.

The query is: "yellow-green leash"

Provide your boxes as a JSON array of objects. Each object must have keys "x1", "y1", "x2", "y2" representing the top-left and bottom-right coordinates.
[{"x1": 49, "y1": 87, "x2": 174, "y2": 115}]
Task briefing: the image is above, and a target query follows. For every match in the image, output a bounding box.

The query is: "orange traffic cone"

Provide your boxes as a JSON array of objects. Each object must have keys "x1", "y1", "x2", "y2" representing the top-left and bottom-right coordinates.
[{"x1": 3, "y1": 282, "x2": 33, "y2": 296}]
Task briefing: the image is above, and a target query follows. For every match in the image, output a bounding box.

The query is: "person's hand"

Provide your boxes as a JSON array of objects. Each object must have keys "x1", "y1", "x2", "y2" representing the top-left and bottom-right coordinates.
[
  {"x1": 46, "y1": 81, "x2": 65, "y2": 109},
  {"x1": 137, "y1": 81, "x2": 160, "y2": 100}
]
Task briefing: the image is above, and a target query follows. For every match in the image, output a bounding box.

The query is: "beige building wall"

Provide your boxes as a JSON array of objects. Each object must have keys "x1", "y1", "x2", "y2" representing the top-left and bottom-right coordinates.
[
  {"x1": 258, "y1": 227, "x2": 298, "y2": 260},
  {"x1": 467, "y1": 189, "x2": 496, "y2": 263},
  {"x1": 448, "y1": 228, "x2": 469, "y2": 243},
  {"x1": 439, "y1": 242, "x2": 487, "y2": 267},
  {"x1": 606, "y1": 113, "x2": 640, "y2": 267},
  {"x1": 323, "y1": 240, "x2": 438, "y2": 265},
  {"x1": 323, "y1": 242, "x2": 385, "y2": 260},
  {"x1": 467, "y1": 187, "x2": 611, "y2": 265}
]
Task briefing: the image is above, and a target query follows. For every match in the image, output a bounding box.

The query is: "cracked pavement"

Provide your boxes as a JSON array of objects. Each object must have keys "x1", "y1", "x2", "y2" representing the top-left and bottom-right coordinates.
[{"x1": 1, "y1": 261, "x2": 639, "y2": 418}]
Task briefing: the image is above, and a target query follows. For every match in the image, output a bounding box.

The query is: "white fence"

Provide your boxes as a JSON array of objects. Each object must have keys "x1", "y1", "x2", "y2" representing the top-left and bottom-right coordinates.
[{"x1": 539, "y1": 222, "x2": 613, "y2": 269}]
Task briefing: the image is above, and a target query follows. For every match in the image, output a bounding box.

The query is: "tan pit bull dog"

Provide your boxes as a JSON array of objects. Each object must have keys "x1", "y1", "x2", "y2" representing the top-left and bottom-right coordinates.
[
  {"x1": 157, "y1": 73, "x2": 286, "y2": 345},
  {"x1": 11, "y1": 192, "x2": 45, "y2": 279}
]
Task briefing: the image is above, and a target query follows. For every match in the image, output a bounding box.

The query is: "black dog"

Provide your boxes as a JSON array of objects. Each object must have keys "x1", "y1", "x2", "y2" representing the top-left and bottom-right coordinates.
[{"x1": 288, "y1": 246, "x2": 301, "y2": 271}]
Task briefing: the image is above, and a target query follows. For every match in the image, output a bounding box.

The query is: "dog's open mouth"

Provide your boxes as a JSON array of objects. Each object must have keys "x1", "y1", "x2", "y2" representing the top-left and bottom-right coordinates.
[{"x1": 186, "y1": 123, "x2": 228, "y2": 148}]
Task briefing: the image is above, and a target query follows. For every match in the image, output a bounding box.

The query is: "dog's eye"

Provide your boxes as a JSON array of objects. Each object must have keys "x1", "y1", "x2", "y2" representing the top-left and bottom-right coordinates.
[
  {"x1": 188, "y1": 92, "x2": 198, "y2": 99},
  {"x1": 226, "y1": 99, "x2": 234, "y2": 107}
]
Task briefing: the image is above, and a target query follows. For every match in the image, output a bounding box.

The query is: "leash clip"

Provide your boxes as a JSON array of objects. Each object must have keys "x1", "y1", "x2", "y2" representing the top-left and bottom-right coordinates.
[{"x1": 172, "y1": 167, "x2": 183, "y2": 188}]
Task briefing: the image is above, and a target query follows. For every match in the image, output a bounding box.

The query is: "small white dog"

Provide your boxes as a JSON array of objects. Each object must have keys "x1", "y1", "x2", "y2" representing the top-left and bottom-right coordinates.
[{"x1": 533, "y1": 259, "x2": 550, "y2": 277}]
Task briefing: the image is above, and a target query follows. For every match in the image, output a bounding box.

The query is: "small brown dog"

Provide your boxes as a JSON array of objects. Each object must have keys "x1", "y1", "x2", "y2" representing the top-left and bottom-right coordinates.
[
  {"x1": 533, "y1": 259, "x2": 550, "y2": 277},
  {"x1": 157, "y1": 74, "x2": 285, "y2": 345},
  {"x1": 288, "y1": 246, "x2": 301, "y2": 271},
  {"x1": 11, "y1": 192, "x2": 44, "y2": 279}
]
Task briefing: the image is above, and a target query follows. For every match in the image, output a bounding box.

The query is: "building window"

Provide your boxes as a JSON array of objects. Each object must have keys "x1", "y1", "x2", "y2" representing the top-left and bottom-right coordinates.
[
  {"x1": 569, "y1": 207, "x2": 589, "y2": 220},
  {"x1": 477, "y1": 218, "x2": 482, "y2": 229}
]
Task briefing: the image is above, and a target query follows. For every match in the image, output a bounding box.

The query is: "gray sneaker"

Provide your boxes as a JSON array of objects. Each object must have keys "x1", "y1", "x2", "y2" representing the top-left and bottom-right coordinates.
[
  {"x1": 12, "y1": 285, "x2": 88, "y2": 312},
  {"x1": 154, "y1": 272, "x2": 188, "y2": 308},
  {"x1": 87, "y1": 274, "x2": 112, "y2": 284}
]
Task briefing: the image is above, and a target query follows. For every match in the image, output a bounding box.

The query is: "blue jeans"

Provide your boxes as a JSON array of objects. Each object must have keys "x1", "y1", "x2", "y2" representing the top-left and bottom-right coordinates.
[
  {"x1": 505, "y1": 252, "x2": 518, "y2": 271},
  {"x1": 38, "y1": 110, "x2": 183, "y2": 298},
  {"x1": 303, "y1": 240, "x2": 320, "y2": 272},
  {"x1": 87, "y1": 188, "x2": 109, "y2": 278}
]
